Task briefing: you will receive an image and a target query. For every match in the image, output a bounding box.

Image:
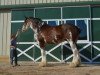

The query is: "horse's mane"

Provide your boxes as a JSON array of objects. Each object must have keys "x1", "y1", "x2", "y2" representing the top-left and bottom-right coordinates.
[{"x1": 28, "y1": 17, "x2": 42, "y2": 22}]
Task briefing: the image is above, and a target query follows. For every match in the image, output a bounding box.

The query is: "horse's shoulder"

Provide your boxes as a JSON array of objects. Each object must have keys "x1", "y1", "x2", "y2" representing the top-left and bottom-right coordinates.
[{"x1": 40, "y1": 25, "x2": 51, "y2": 31}]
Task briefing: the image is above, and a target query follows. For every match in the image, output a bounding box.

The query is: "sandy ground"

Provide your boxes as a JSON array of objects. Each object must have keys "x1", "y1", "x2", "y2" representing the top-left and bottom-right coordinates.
[{"x1": 0, "y1": 62, "x2": 100, "y2": 75}]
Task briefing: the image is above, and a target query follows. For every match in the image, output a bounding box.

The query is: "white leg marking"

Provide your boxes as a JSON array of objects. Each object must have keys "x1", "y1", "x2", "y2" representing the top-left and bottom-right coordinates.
[
  {"x1": 41, "y1": 49, "x2": 46, "y2": 62},
  {"x1": 68, "y1": 39, "x2": 81, "y2": 67},
  {"x1": 69, "y1": 40, "x2": 79, "y2": 61},
  {"x1": 68, "y1": 32, "x2": 80, "y2": 62},
  {"x1": 40, "y1": 49, "x2": 47, "y2": 67}
]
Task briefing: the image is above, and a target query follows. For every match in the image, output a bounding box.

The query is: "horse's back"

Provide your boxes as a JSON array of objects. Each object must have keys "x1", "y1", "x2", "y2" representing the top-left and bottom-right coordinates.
[
  {"x1": 40, "y1": 24, "x2": 80, "y2": 36},
  {"x1": 61, "y1": 24, "x2": 80, "y2": 34}
]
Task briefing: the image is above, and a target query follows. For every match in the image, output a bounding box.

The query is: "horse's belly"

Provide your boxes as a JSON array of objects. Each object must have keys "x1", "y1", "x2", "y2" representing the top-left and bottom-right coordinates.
[{"x1": 45, "y1": 35, "x2": 64, "y2": 44}]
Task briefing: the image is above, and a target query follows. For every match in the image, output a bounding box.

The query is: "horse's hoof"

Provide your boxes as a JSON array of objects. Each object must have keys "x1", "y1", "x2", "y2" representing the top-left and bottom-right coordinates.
[
  {"x1": 39, "y1": 62, "x2": 47, "y2": 67},
  {"x1": 69, "y1": 62, "x2": 80, "y2": 68},
  {"x1": 69, "y1": 62, "x2": 76, "y2": 68}
]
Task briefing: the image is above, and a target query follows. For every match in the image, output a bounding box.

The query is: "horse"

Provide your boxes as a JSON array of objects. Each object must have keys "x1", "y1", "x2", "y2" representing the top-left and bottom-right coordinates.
[{"x1": 22, "y1": 17, "x2": 81, "y2": 67}]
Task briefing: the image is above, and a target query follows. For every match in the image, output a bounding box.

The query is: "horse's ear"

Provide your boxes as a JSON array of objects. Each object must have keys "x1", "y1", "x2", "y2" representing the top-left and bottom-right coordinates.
[
  {"x1": 24, "y1": 16, "x2": 27, "y2": 19},
  {"x1": 24, "y1": 15, "x2": 27, "y2": 19}
]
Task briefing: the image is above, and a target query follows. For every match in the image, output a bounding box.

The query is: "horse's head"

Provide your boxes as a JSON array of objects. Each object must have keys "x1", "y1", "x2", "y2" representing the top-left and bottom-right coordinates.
[
  {"x1": 22, "y1": 17, "x2": 32, "y2": 32},
  {"x1": 22, "y1": 17, "x2": 42, "y2": 32}
]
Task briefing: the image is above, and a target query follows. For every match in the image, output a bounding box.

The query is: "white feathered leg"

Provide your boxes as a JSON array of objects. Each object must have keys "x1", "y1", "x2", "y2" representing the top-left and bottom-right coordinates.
[
  {"x1": 69, "y1": 41, "x2": 81, "y2": 67},
  {"x1": 39, "y1": 49, "x2": 47, "y2": 67}
]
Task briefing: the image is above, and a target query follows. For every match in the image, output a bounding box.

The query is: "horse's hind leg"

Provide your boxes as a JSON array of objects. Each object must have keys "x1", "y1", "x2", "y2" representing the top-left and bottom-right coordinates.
[{"x1": 68, "y1": 40, "x2": 81, "y2": 67}]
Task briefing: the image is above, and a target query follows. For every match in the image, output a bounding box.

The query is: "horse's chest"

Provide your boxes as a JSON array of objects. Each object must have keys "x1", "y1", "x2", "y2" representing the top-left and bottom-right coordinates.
[{"x1": 34, "y1": 33, "x2": 37, "y2": 40}]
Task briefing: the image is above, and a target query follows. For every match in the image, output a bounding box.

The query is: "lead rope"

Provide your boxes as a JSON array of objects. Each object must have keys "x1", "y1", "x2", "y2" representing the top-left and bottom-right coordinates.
[
  {"x1": 16, "y1": 29, "x2": 22, "y2": 57},
  {"x1": 17, "y1": 29, "x2": 20, "y2": 44}
]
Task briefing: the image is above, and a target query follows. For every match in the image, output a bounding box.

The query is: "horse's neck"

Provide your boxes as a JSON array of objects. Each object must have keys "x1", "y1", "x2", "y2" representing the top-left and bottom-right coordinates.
[
  {"x1": 31, "y1": 22, "x2": 48, "y2": 33},
  {"x1": 31, "y1": 28, "x2": 38, "y2": 34},
  {"x1": 31, "y1": 26, "x2": 41, "y2": 35}
]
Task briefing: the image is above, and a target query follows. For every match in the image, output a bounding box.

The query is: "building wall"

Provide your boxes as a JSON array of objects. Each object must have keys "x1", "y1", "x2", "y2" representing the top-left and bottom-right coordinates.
[
  {"x1": 0, "y1": 0, "x2": 99, "y2": 5},
  {"x1": 10, "y1": 6, "x2": 100, "y2": 63},
  {"x1": 0, "y1": 10, "x2": 11, "y2": 62}
]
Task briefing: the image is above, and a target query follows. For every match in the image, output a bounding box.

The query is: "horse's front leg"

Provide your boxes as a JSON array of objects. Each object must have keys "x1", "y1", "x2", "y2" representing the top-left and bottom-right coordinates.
[
  {"x1": 39, "y1": 48, "x2": 47, "y2": 67},
  {"x1": 69, "y1": 41, "x2": 81, "y2": 67}
]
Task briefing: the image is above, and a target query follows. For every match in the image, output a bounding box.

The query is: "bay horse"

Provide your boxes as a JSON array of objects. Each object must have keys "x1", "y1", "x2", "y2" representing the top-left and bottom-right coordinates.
[{"x1": 22, "y1": 17, "x2": 81, "y2": 67}]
